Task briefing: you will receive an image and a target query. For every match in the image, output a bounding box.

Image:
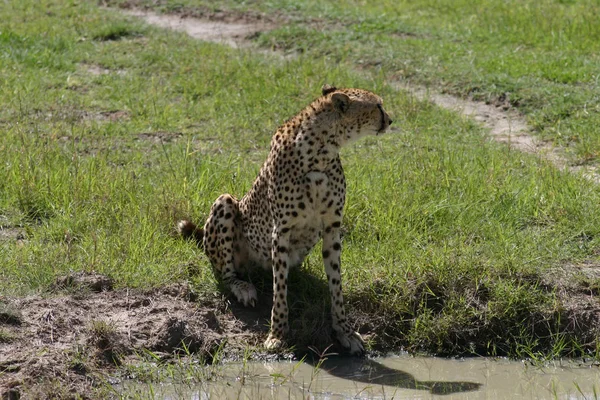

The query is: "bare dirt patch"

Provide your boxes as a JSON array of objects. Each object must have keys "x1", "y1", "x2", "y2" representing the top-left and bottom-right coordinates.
[
  {"x1": 0, "y1": 227, "x2": 26, "y2": 245},
  {"x1": 39, "y1": 108, "x2": 130, "y2": 123},
  {"x1": 0, "y1": 273, "x2": 266, "y2": 399},
  {"x1": 81, "y1": 63, "x2": 127, "y2": 76},
  {"x1": 85, "y1": 64, "x2": 112, "y2": 76},
  {"x1": 104, "y1": 0, "x2": 276, "y2": 23},
  {"x1": 94, "y1": 110, "x2": 130, "y2": 122},
  {"x1": 135, "y1": 131, "x2": 182, "y2": 143},
  {"x1": 121, "y1": 9, "x2": 273, "y2": 49}
]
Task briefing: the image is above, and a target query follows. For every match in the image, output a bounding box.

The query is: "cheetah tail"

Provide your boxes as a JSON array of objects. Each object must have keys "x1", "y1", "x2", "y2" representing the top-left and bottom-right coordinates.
[{"x1": 177, "y1": 220, "x2": 204, "y2": 249}]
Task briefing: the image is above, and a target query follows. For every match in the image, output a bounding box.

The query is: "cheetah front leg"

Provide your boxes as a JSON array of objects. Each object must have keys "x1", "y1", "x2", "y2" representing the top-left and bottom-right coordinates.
[
  {"x1": 264, "y1": 226, "x2": 291, "y2": 350},
  {"x1": 322, "y1": 221, "x2": 365, "y2": 355},
  {"x1": 203, "y1": 194, "x2": 257, "y2": 307}
]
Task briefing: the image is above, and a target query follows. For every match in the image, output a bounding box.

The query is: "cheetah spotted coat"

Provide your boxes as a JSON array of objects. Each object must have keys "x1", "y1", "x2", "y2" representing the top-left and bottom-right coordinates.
[{"x1": 179, "y1": 85, "x2": 393, "y2": 354}]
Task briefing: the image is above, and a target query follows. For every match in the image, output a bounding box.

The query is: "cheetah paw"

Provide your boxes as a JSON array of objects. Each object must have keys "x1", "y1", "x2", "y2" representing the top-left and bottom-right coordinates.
[
  {"x1": 336, "y1": 330, "x2": 365, "y2": 355},
  {"x1": 231, "y1": 282, "x2": 258, "y2": 307},
  {"x1": 264, "y1": 334, "x2": 285, "y2": 351}
]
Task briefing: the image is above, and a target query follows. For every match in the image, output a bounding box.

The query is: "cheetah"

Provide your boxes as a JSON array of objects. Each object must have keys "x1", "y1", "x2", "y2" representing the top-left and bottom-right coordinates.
[{"x1": 178, "y1": 85, "x2": 393, "y2": 354}]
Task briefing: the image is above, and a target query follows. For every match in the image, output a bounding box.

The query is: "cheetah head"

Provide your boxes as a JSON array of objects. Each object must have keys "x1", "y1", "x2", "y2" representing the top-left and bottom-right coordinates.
[{"x1": 322, "y1": 84, "x2": 393, "y2": 144}]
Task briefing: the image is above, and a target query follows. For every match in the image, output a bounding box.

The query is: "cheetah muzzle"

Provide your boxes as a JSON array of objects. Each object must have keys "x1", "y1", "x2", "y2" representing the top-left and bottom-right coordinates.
[{"x1": 178, "y1": 85, "x2": 393, "y2": 355}]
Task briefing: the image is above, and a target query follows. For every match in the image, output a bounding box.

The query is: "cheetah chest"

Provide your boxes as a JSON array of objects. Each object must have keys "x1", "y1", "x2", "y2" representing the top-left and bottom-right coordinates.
[{"x1": 285, "y1": 171, "x2": 343, "y2": 268}]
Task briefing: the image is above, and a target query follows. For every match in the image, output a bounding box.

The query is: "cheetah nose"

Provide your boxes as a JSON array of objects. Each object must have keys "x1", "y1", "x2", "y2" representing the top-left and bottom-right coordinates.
[{"x1": 389, "y1": 119, "x2": 393, "y2": 125}]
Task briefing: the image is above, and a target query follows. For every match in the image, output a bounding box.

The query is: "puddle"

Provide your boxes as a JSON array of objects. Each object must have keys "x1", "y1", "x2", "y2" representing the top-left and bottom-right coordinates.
[{"x1": 121, "y1": 355, "x2": 600, "y2": 399}]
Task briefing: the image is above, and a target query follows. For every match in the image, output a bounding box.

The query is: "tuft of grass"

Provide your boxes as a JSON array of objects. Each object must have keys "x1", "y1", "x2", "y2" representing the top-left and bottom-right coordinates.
[
  {"x1": 68, "y1": 344, "x2": 92, "y2": 375},
  {"x1": 91, "y1": 21, "x2": 143, "y2": 41},
  {"x1": 0, "y1": 329, "x2": 16, "y2": 343},
  {"x1": 89, "y1": 320, "x2": 124, "y2": 365},
  {"x1": 0, "y1": 303, "x2": 22, "y2": 326}
]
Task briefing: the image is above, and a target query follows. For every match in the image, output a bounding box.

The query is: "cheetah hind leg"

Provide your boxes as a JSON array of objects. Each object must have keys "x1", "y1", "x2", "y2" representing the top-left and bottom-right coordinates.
[
  {"x1": 179, "y1": 218, "x2": 258, "y2": 304},
  {"x1": 203, "y1": 194, "x2": 258, "y2": 308}
]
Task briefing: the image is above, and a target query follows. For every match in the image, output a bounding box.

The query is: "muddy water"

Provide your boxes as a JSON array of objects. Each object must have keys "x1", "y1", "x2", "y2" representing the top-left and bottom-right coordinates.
[{"x1": 123, "y1": 354, "x2": 600, "y2": 399}]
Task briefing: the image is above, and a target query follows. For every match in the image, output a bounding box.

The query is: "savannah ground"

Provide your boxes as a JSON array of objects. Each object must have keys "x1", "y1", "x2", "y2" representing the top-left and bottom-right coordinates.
[{"x1": 1, "y1": 0, "x2": 600, "y2": 398}]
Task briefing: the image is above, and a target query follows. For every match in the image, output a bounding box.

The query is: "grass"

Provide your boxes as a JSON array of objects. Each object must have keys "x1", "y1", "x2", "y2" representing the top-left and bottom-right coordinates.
[
  {"x1": 0, "y1": 329, "x2": 16, "y2": 344},
  {"x1": 88, "y1": 319, "x2": 125, "y2": 366},
  {"x1": 108, "y1": 0, "x2": 600, "y2": 163},
  {"x1": 1, "y1": 0, "x2": 600, "y2": 373}
]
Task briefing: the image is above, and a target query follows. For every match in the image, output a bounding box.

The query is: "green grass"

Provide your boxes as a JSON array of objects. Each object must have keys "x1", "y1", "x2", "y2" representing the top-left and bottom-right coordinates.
[
  {"x1": 109, "y1": 0, "x2": 600, "y2": 163},
  {"x1": 1, "y1": 0, "x2": 600, "y2": 361}
]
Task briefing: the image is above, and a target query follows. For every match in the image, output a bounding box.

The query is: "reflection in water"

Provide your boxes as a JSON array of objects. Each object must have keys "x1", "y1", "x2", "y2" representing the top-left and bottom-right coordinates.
[
  {"x1": 305, "y1": 356, "x2": 482, "y2": 395},
  {"x1": 119, "y1": 355, "x2": 600, "y2": 399}
]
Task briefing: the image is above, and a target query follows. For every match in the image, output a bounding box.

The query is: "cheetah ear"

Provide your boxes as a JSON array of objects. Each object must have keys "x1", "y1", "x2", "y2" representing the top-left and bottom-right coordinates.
[
  {"x1": 322, "y1": 84, "x2": 337, "y2": 96},
  {"x1": 332, "y1": 92, "x2": 350, "y2": 114}
]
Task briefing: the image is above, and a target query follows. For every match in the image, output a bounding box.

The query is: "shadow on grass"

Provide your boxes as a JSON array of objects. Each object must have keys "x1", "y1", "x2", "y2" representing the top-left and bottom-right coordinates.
[{"x1": 224, "y1": 264, "x2": 346, "y2": 352}]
